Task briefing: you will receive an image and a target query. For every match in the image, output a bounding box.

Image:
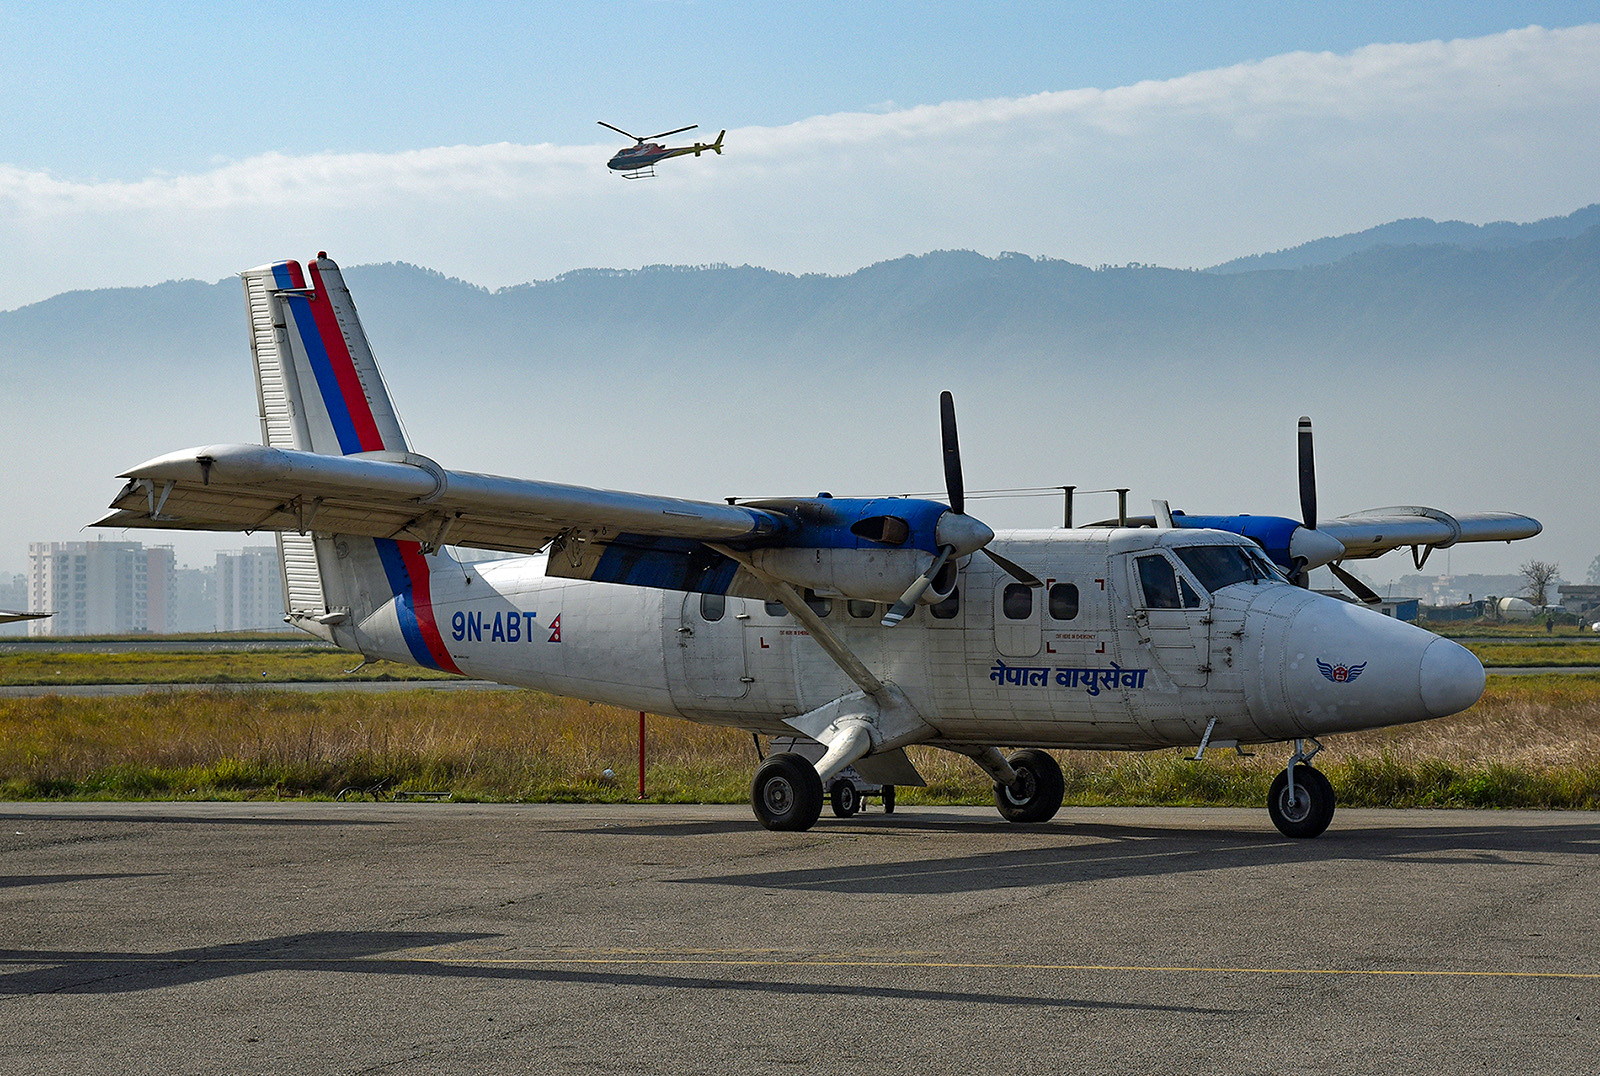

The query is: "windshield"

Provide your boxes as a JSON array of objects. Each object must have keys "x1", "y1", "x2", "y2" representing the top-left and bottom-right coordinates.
[{"x1": 1175, "y1": 544, "x2": 1278, "y2": 593}]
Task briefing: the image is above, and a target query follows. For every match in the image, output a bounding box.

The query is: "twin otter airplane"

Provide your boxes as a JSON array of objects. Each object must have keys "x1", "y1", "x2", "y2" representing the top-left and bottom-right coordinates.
[{"x1": 97, "y1": 255, "x2": 1539, "y2": 838}]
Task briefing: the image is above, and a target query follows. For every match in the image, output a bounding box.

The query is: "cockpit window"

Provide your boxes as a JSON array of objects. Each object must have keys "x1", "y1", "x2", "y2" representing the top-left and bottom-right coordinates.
[
  {"x1": 1136, "y1": 554, "x2": 1202, "y2": 609},
  {"x1": 1174, "y1": 545, "x2": 1272, "y2": 593}
]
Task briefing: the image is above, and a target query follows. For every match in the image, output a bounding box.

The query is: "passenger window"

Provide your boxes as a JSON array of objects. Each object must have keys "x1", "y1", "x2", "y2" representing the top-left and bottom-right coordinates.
[
  {"x1": 763, "y1": 600, "x2": 787, "y2": 617},
  {"x1": 1139, "y1": 556, "x2": 1203, "y2": 609},
  {"x1": 847, "y1": 599, "x2": 876, "y2": 619},
  {"x1": 700, "y1": 592, "x2": 725, "y2": 622},
  {"x1": 930, "y1": 587, "x2": 960, "y2": 620},
  {"x1": 1002, "y1": 583, "x2": 1033, "y2": 620},
  {"x1": 803, "y1": 589, "x2": 832, "y2": 617},
  {"x1": 1048, "y1": 583, "x2": 1079, "y2": 620}
]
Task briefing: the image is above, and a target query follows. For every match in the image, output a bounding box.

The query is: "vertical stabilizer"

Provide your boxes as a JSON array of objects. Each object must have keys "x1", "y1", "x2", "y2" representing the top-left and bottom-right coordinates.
[
  {"x1": 243, "y1": 255, "x2": 407, "y2": 455},
  {"x1": 243, "y1": 255, "x2": 455, "y2": 671}
]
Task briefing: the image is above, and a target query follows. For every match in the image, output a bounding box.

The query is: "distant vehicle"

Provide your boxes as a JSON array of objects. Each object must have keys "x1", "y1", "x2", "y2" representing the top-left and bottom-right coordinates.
[{"x1": 599, "y1": 122, "x2": 724, "y2": 179}]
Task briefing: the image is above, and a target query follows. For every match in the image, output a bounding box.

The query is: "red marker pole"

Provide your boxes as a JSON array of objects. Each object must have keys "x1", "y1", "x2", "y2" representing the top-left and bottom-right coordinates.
[{"x1": 638, "y1": 711, "x2": 647, "y2": 800}]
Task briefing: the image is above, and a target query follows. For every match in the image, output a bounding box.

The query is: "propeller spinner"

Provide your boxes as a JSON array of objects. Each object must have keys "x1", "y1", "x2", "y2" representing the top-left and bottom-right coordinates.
[{"x1": 882, "y1": 392, "x2": 1041, "y2": 626}]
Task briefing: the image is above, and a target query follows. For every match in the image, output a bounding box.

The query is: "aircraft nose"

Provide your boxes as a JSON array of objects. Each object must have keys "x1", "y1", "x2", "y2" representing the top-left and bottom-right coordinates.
[{"x1": 1419, "y1": 637, "x2": 1485, "y2": 718}]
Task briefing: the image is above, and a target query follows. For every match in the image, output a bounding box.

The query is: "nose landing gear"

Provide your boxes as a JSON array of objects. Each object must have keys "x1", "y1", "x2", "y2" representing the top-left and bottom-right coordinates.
[{"x1": 1267, "y1": 738, "x2": 1335, "y2": 838}]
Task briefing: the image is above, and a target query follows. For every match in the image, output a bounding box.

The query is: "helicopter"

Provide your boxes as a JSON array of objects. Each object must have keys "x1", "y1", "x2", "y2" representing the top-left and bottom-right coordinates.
[{"x1": 599, "y1": 121, "x2": 725, "y2": 178}]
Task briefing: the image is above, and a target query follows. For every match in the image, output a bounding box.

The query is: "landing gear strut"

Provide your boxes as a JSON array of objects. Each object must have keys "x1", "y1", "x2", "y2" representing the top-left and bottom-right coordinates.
[{"x1": 1267, "y1": 739, "x2": 1335, "y2": 839}]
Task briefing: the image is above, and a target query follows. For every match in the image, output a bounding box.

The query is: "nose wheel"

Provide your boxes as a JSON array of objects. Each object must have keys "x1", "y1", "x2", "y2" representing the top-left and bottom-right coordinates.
[{"x1": 1267, "y1": 740, "x2": 1335, "y2": 838}]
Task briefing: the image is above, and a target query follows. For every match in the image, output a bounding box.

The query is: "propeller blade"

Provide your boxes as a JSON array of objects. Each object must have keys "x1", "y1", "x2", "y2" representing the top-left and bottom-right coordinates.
[
  {"x1": 939, "y1": 391, "x2": 964, "y2": 516},
  {"x1": 646, "y1": 124, "x2": 698, "y2": 140},
  {"x1": 597, "y1": 121, "x2": 637, "y2": 140},
  {"x1": 1329, "y1": 561, "x2": 1383, "y2": 605},
  {"x1": 983, "y1": 547, "x2": 1043, "y2": 588},
  {"x1": 882, "y1": 546, "x2": 955, "y2": 627},
  {"x1": 1298, "y1": 415, "x2": 1317, "y2": 528}
]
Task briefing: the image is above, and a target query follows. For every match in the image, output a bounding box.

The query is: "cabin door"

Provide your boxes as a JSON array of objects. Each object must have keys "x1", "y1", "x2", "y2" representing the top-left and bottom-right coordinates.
[
  {"x1": 676, "y1": 592, "x2": 749, "y2": 699},
  {"x1": 1122, "y1": 552, "x2": 1211, "y2": 688}
]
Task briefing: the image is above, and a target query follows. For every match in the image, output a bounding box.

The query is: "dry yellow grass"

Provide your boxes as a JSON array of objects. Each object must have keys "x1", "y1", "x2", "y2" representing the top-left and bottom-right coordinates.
[{"x1": 1, "y1": 674, "x2": 1597, "y2": 806}]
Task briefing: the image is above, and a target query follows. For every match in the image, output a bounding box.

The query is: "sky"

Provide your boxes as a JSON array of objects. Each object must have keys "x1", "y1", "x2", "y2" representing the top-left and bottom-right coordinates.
[{"x1": 2, "y1": 1, "x2": 1597, "y2": 585}]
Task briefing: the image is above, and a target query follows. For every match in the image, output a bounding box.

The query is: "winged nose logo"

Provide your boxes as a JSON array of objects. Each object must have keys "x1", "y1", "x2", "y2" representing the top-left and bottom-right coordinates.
[{"x1": 1317, "y1": 659, "x2": 1367, "y2": 684}]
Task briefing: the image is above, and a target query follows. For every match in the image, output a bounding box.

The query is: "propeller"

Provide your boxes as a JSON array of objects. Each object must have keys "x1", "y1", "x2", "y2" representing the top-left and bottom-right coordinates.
[
  {"x1": 1298, "y1": 415, "x2": 1317, "y2": 529},
  {"x1": 1293, "y1": 416, "x2": 1378, "y2": 604},
  {"x1": 882, "y1": 392, "x2": 1041, "y2": 627}
]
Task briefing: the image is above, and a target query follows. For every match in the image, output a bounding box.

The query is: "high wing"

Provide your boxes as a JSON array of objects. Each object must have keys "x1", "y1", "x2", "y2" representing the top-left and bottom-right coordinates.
[
  {"x1": 0, "y1": 610, "x2": 50, "y2": 625},
  {"x1": 1111, "y1": 416, "x2": 1540, "y2": 591},
  {"x1": 1316, "y1": 507, "x2": 1541, "y2": 565},
  {"x1": 95, "y1": 255, "x2": 992, "y2": 607},
  {"x1": 97, "y1": 442, "x2": 786, "y2": 557}
]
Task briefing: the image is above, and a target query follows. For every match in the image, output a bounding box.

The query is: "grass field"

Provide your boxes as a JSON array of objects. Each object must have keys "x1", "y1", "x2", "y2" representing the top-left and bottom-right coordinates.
[
  {"x1": 3, "y1": 673, "x2": 1599, "y2": 810},
  {"x1": 3, "y1": 629, "x2": 1596, "y2": 688}
]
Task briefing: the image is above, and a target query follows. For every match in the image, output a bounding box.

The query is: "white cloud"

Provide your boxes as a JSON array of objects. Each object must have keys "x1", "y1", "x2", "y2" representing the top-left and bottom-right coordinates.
[{"x1": 1, "y1": 24, "x2": 1596, "y2": 308}]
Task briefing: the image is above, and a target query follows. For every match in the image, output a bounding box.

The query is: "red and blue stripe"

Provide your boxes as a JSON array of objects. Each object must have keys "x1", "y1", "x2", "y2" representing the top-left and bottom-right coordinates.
[
  {"x1": 269, "y1": 260, "x2": 457, "y2": 674},
  {"x1": 270, "y1": 259, "x2": 388, "y2": 456},
  {"x1": 373, "y1": 538, "x2": 462, "y2": 674}
]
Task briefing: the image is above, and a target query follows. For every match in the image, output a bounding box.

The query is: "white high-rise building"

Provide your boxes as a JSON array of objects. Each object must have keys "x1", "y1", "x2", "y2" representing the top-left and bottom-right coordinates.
[
  {"x1": 215, "y1": 546, "x2": 286, "y2": 632},
  {"x1": 27, "y1": 541, "x2": 176, "y2": 637}
]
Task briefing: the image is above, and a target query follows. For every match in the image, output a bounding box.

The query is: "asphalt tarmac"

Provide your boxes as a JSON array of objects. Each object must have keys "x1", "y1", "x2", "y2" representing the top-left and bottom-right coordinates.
[{"x1": 1, "y1": 802, "x2": 1596, "y2": 1075}]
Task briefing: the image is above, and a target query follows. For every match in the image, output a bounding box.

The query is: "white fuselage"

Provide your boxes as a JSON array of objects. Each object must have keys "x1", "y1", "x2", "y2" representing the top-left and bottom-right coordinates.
[{"x1": 334, "y1": 528, "x2": 1483, "y2": 753}]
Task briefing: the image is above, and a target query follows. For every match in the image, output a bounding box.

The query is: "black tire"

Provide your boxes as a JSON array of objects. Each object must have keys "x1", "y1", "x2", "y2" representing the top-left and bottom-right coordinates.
[
  {"x1": 993, "y1": 748, "x2": 1065, "y2": 824},
  {"x1": 830, "y1": 781, "x2": 859, "y2": 818},
  {"x1": 1267, "y1": 765, "x2": 1336, "y2": 839},
  {"x1": 882, "y1": 785, "x2": 896, "y2": 814},
  {"x1": 751, "y1": 752, "x2": 824, "y2": 832}
]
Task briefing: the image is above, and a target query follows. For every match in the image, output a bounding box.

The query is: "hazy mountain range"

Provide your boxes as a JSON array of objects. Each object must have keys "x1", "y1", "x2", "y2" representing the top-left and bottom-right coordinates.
[{"x1": 2, "y1": 204, "x2": 1595, "y2": 582}]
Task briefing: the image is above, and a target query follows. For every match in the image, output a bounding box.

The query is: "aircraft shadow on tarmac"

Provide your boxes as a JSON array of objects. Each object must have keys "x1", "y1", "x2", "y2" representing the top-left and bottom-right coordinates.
[
  {"x1": 678, "y1": 820, "x2": 1600, "y2": 896},
  {"x1": 0, "y1": 872, "x2": 157, "y2": 891},
  {"x1": 0, "y1": 929, "x2": 1228, "y2": 1014}
]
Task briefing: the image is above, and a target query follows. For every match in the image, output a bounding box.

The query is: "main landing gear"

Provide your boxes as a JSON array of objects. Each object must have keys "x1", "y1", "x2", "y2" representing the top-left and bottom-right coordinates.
[
  {"x1": 992, "y1": 748, "x2": 1065, "y2": 824},
  {"x1": 1267, "y1": 739, "x2": 1336, "y2": 839},
  {"x1": 750, "y1": 752, "x2": 824, "y2": 832},
  {"x1": 750, "y1": 745, "x2": 1066, "y2": 831}
]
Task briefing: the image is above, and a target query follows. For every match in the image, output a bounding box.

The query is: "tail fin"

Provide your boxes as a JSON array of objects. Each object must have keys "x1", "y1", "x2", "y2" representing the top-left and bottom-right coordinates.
[
  {"x1": 245, "y1": 255, "x2": 459, "y2": 672},
  {"x1": 711, "y1": 130, "x2": 725, "y2": 154},
  {"x1": 244, "y1": 254, "x2": 407, "y2": 456}
]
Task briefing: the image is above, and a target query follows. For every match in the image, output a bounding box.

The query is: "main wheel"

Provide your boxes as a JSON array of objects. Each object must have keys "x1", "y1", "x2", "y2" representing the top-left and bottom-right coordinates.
[
  {"x1": 993, "y1": 748, "x2": 1065, "y2": 824},
  {"x1": 830, "y1": 781, "x2": 859, "y2": 818},
  {"x1": 751, "y1": 752, "x2": 824, "y2": 832},
  {"x1": 1267, "y1": 765, "x2": 1336, "y2": 839},
  {"x1": 882, "y1": 785, "x2": 896, "y2": 814}
]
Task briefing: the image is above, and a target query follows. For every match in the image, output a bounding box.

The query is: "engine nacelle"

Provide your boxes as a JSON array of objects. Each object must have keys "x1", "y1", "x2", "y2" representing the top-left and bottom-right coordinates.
[{"x1": 748, "y1": 547, "x2": 956, "y2": 606}]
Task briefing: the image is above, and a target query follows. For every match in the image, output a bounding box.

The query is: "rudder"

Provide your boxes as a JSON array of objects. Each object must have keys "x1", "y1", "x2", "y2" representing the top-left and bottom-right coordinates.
[{"x1": 244, "y1": 255, "x2": 454, "y2": 670}]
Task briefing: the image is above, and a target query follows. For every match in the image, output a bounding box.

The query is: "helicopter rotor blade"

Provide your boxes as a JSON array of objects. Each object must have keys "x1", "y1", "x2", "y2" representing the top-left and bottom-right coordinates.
[
  {"x1": 645, "y1": 124, "x2": 698, "y2": 141},
  {"x1": 597, "y1": 121, "x2": 639, "y2": 141}
]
